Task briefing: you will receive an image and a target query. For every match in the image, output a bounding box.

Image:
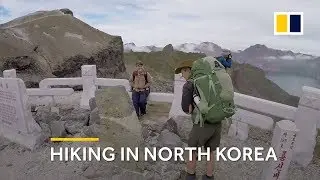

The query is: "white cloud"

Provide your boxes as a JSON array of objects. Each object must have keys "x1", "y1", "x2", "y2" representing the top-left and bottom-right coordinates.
[
  {"x1": 1, "y1": 0, "x2": 320, "y2": 56},
  {"x1": 264, "y1": 56, "x2": 277, "y2": 60},
  {"x1": 279, "y1": 55, "x2": 295, "y2": 60}
]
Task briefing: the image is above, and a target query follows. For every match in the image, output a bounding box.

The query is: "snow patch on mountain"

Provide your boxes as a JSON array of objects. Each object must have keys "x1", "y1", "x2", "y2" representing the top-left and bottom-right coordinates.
[
  {"x1": 124, "y1": 43, "x2": 162, "y2": 52},
  {"x1": 263, "y1": 54, "x2": 316, "y2": 61},
  {"x1": 124, "y1": 42, "x2": 224, "y2": 55},
  {"x1": 174, "y1": 43, "x2": 200, "y2": 53},
  {"x1": 295, "y1": 53, "x2": 315, "y2": 60}
]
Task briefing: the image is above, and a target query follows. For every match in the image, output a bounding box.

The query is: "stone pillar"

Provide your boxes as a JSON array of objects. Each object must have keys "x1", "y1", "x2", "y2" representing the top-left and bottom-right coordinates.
[
  {"x1": 262, "y1": 120, "x2": 299, "y2": 180},
  {"x1": 0, "y1": 78, "x2": 43, "y2": 150},
  {"x1": 228, "y1": 119, "x2": 248, "y2": 140},
  {"x1": 292, "y1": 86, "x2": 320, "y2": 167},
  {"x1": 80, "y1": 65, "x2": 97, "y2": 109},
  {"x1": 169, "y1": 73, "x2": 190, "y2": 118},
  {"x1": 3, "y1": 69, "x2": 17, "y2": 78},
  {"x1": 50, "y1": 96, "x2": 59, "y2": 114},
  {"x1": 228, "y1": 108, "x2": 274, "y2": 141}
]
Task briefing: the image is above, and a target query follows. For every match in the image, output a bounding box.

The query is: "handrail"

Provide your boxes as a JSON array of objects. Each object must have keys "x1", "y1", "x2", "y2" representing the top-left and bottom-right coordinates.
[
  {"x1": 234, "y1": 92, "x2": 297, "y2": 120},
  {"x1": 96, "y1": 78, "x2": 131, "y2": 91},
  {"x1": 39, "y1": 78, "x2": 83, "y2": 89},
  {"x1": 26, "y1": 88, "x2": 74, "y2": 96}
]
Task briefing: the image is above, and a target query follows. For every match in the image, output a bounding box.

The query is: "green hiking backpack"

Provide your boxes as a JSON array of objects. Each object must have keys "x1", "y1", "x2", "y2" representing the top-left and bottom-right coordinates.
[{"x1": 190, "y1": 56, "x2": 236, "y2": 127}]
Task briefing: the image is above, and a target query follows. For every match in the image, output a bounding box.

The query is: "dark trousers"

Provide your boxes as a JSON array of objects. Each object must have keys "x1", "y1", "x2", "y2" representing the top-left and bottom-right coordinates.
[{"x1": 132, "y1": 90, "x2": 147, "y2": 116}]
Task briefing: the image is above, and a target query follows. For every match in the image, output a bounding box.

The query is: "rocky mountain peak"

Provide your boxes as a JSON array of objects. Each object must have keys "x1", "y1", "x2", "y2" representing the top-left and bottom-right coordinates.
[
  {"x1": 0, "y1": 9, "x2": 127, "y2": 87},
  {"x1": 244, "y1": 44, "x2": 269, "y2": 53},
  {"x1": 243, "y1": 44, "x2": 296, "y2": 57},
  {"x1": 251, "y1": 44, "x2": 268, "y2": 49},
  {"x1": 59, "y1": 8, "x2": 73, "y2": 16},
  {"x1": 125, "y1": 42, "x2": 136, "y2": 46},
  {"x1": 162, "y1": 44, "x2": 174, "y2": 53}
]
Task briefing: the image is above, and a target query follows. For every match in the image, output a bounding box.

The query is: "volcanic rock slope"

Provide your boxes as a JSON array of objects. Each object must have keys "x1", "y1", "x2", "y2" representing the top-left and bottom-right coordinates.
[{"x1": 0, "y1": 9, "x2": 127, "y2": 87}]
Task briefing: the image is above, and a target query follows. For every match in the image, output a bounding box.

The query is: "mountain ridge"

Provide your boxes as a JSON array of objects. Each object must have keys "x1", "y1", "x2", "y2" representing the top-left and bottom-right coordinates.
[
  {"x1": 124, "y1": 42, "x2": 320, "y2": 81},
  {"x1": 124, "y1": 42, "x2": 319, "y2": 59}
]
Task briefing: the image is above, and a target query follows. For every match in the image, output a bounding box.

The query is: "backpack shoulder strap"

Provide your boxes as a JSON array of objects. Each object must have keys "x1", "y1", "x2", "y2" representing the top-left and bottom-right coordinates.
[
  {"x1": 144, "y1": 73, "x2": 148, "y2": 83},
  {"x1": 132, "y1": 71, "x2": 138, "y2": 81}
]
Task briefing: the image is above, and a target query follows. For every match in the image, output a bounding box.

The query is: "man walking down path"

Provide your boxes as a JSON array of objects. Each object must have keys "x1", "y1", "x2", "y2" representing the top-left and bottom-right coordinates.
[{"x1": 130, "y1": 61, "x2": 152, "y2": 118}]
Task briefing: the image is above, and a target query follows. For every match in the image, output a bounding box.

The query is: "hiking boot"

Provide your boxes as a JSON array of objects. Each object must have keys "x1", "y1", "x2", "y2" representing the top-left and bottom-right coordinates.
[
  {"x1": 185, "y1": 173, "x2": 196, "y2": 180},
  {"x1": 138, "y1": 113, "x2": 146, "y2": 120},
  {"x1": 202, "y1": 175, "x2": 214, "y2": 180}
]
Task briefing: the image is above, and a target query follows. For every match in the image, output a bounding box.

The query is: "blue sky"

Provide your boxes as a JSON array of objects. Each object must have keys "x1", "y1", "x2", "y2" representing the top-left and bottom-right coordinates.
[
  {"x1": 0, "y1": 5, "x2": 10, "y2": 17},
  {"x1": 1, "y1": 0, "x2": 320, "y2": 56}
]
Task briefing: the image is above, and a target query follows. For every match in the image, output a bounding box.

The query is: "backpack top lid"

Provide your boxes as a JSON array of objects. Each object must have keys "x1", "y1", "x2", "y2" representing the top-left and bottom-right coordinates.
[{"x1": 191, "y1": 56, "x2": 224, "y2": 79}]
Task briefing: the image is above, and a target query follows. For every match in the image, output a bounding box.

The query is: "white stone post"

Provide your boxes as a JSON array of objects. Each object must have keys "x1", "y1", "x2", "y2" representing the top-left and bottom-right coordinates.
[
  {"x1": 228, "y1": 108, "x2": 248, "y2": 140},
  {"x1": 292, "y1": 86, "x2": 320, "y2": 167},
  {"x1": 50, "y1": 96, "x2": 59, "y2": 114},
  {"x1": 80, "y1": 65, "x2": 97, "y2": 109},
  {"x1": 3, "y1": 69, "x2": 17, "y2": 78},
  {"x1": 0, "y1": 78, "x2": 43, "y2": 150},
  {"x1": 228, "y1": 119, "x2": 248, "y2": 140},
  {"x1": 169, "y1": 73, "x2": 190, "y2": 118},
  {"x1": 228, "y1": 108, "x2": 274, "y2": 141},
  {"x1": 262, "y1": 120, "x2": 299, "y2": 180}
]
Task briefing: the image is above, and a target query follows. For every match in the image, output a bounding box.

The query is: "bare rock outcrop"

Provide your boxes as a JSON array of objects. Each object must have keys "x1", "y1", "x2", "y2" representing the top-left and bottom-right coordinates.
[{"x1": 0, "y1": 9, "x2": 128, "y2": 87}]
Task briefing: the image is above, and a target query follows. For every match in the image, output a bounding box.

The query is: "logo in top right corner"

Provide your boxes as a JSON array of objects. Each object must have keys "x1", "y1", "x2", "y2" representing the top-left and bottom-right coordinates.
[{"x1": 274, "y1": 12, "x2": 304, "y2": 35}]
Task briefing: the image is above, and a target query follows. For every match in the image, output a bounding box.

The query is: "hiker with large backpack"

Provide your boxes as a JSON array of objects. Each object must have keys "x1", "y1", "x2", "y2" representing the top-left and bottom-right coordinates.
[
  {"x1": 130, "y1": 61, "x2": 152, "y2": 118},
  {"x1": 176, "y1": 57, "x2": 236, "y2": 180}
]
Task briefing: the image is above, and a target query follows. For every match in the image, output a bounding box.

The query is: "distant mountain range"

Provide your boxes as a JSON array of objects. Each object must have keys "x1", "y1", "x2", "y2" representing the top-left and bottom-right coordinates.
[
  {"x1": 124, "y1": 43, "x2": 163, "y2": 53},
  {"x1": 124, "y1": 42, "x2": 225, "y2": 55},
  {"x1": 124, "y1": 42, "x2": 318, "y2": 60},
  {"x1": 124, "y1": 42, "x2": 320, "y2": 80}
]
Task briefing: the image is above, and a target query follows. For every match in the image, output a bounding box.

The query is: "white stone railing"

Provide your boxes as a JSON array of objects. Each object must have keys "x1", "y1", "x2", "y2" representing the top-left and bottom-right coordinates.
[
  {"x1": 26, "y1": 88, "x2": 74, "y2": 97},
  {"x1": 38, "y1": 65, "x2": 174, "y2": 108},
  {"x1": 2, "y1": 64, "x2": 320, "y2": 178},
  {"x1": 96, "y1": 78, "x2": 131, "y2": 92},
  {"x1": 234, "y1": 92, "x2": 297, "y2": 120},
  {"x1": 39, "y1": 77, "x2": 83, "y2": 88},
  {"x1": 3, "y1": 69, "x2": 74, "y2": 98}
]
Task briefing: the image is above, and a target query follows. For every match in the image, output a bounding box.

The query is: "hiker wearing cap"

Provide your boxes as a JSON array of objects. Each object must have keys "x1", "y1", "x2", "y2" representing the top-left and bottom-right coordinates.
[
  {"x1": 216, "y1": 50, "x2": 233, "y2": 69},
  {"x1": 177, "y1": 57, "x2": 236, "y2": 180},
  {"x1": 129, "y1": 61, "x2": 152, "y2": 118}
]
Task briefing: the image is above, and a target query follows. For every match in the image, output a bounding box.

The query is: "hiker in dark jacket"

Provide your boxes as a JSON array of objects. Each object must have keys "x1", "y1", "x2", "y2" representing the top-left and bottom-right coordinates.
[
  {"x1": 175, "y1": 60, "x2": 222, "y2": 180},
  {"x1": 129, "y1": 61, "x2": 152, "y2": 118},
  {"x1": 216, "y1": 50, "x2": 233, "y2": 69}
]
